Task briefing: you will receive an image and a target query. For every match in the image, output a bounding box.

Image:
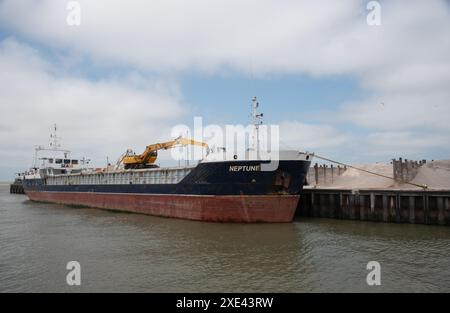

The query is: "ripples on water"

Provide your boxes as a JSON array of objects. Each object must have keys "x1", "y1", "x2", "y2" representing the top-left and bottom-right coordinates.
[{"x1": 0, "y1": 185, "x2": 449, "y2": 292}]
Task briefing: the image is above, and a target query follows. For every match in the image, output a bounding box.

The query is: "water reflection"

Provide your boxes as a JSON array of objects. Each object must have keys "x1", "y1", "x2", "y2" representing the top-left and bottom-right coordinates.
[{"x1": 1, "y1": 185, "x2": 449, "y2": 292}]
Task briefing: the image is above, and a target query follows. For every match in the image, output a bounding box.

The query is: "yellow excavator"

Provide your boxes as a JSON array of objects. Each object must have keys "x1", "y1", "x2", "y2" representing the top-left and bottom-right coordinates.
[{"x1": 118, "y1": 136, "x2": 209, "y2": 169}]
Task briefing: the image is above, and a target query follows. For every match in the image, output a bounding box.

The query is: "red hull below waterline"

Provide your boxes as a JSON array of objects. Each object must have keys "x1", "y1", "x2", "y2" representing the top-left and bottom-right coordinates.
[{"x1": 25, "y1": 191, "x2": 300, "y2": 223}]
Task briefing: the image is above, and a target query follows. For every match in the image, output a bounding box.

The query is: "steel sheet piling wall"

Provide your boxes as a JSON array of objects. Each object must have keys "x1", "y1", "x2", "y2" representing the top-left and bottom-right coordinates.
[{"x1": 297, "y1": 188, "x2": 450, "y2": 226}]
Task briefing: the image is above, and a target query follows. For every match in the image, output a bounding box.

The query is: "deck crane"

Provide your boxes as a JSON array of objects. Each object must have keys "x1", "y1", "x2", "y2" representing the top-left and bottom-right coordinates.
[{"x1": 119, "y1": 136, "x2": 209, "y2": 169}]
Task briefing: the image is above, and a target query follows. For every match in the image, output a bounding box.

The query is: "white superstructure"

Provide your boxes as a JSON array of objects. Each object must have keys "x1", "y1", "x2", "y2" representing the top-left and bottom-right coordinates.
[{"x1": 24, "y1": 124, "x2": 91, "y2": 179}]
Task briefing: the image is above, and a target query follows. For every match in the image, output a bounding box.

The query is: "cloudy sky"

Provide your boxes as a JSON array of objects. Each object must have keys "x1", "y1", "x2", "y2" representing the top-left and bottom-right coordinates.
[{"x1": 0, "y1": 0, "x2": 449, "y2": 180}]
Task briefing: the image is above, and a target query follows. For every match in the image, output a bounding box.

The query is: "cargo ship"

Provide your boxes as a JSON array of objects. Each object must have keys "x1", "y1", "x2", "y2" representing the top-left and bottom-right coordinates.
[{"x1": 23, "y1": 99, "x2": 313, "y2": 222}]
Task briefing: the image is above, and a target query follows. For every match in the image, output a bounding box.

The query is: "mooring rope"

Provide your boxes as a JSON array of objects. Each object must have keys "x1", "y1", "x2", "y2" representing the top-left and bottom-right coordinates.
[{"x1": 309, "y1": 153, "x2": 428, "y2": 190}]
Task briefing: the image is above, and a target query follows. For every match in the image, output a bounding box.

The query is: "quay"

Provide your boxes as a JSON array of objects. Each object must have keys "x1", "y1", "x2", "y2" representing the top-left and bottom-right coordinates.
[
  {"x1": 297, "y1": 158, "x2": 450, "y2": 226},
  {"x1": 297, "y1": 188, "x2": 450, "y2": 226}
]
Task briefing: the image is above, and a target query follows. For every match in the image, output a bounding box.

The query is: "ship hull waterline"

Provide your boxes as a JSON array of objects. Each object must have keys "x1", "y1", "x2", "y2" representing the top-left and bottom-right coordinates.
[{"x1": 25, "y1": 191, "x2": 300, "y2": 223}]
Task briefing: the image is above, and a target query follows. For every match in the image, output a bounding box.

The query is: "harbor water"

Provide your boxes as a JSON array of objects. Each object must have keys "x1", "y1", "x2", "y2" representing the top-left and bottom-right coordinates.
[{"x1": 1, "y1": 184, "x2": 449, "y2": 292}]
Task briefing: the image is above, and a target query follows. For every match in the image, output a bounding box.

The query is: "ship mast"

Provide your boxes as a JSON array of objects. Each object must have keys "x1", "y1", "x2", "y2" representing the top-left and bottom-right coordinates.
[
  {"x1": 50, "y1": 123, "x2": 61, "y2": 151},
  {"x1": 251, "y1": 96, "x2": 264, "y2": 155},
  {"x1": 33, "y1": 124, "x2": 70, "y2": 168}
]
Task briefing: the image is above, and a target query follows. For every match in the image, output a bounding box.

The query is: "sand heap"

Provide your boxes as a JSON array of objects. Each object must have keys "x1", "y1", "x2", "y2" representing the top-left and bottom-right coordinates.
[
  {"x1": 321, "y1": 160, "x2": 450, "y2": 190},
  {"x1": 410, "y1": 160, "x2": 450, "y2": 190},
  {"x1": 322, "y1": 163, "x2": 396, "y2": 189}
]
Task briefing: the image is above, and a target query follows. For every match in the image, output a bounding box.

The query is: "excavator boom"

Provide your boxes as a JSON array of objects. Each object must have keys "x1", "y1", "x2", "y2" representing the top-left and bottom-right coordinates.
[{"x1": 121, "y1": 136, "x2": 209, "y2": 169}]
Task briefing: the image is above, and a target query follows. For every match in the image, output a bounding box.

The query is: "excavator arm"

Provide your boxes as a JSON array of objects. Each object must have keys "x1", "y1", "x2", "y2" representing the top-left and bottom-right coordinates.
[{"x1": 121, "y1": 136, "x2": 209, "y2": 169}]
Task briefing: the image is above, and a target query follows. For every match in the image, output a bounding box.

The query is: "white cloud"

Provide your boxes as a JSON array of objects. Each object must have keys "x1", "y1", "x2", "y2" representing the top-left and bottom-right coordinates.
[
  {"x1": 339, "y1": 91, "x2": 450, "y2": 131},
  {"x1": 279, "y1": 121, "x2": 348, "y2": 151},
  {"x1": 368, "y1": 131, "x2": 449, "y2": 149},
  {"x1": 0, "y1": 1, "x2": 446, "y2": 75},
  {"x1": 0, "y1": 0, "x2": 449, "y2": 176},
  {"x1": 361, "y1": 131, "x2": 450, "y2": 158},
  {"x1": 1, "y1": 1, "x2": 449, "y2": 127},
  {"x1": 0, "y1": 0, "x2": 364, "y2": 74},
  {"x1": 0, "y1": 38, "x2": 184, "y2": 171}
]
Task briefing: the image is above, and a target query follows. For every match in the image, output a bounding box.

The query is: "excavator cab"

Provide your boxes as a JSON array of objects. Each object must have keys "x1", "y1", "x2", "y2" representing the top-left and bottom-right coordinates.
[{"x1": 146, "y1": 151, "x2": 158, "y2": 165}]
